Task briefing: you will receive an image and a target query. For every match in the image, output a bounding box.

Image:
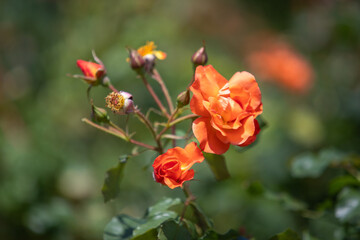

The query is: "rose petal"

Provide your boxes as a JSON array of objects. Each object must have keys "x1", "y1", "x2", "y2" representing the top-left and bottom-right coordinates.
[
  {"x1": 215, "y1": 116, "x2": 256, "y2": 145},
  {"x1": 181, "y1": 142, "x2": 204, "y2": 170},
  {"x1": 229, "y1": 71, "x2": 262, "y2": 111},
  {"x1": 190, "y1": 65, "x2": 228, "y2": 116},
  {"x1": 193, "y1": 117, "x2": 230, "y2": 155},
  {"x1": 238, "y1": 119, "x2": 261, "y2": 147}
]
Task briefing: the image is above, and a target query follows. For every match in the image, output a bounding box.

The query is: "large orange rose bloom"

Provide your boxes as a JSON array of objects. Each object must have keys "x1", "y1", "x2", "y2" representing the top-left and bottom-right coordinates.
[
  {"x1": 190, "y1": 65, "x2": 263, "y2": 155},
  {"x1": 152, "y1": 142, "x2": 204, "y2": 189}
]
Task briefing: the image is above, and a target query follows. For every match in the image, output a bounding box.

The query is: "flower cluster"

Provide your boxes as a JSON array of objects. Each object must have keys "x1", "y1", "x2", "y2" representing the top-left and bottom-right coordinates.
[{"x1": 73, "y1": 42, "x2": 263, "y2": 190}]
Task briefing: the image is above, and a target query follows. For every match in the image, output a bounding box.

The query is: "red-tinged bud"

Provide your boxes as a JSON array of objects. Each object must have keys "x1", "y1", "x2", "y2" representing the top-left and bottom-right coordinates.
[
  {"x1": 77, "y1": 60, "x2": 105, "y2": 80},
  {"x1": 74, "y1": 52, "x2": 111, "y2": 87},
  {"x1": 128, "y1": 48, "x2": 145, "y2": 70},
  {"x1": 176, "y1": 90, "x2": 190, "y2": 108},
  {"x1": 191, "y1": 44, "x2": 208, "y2": 67}
]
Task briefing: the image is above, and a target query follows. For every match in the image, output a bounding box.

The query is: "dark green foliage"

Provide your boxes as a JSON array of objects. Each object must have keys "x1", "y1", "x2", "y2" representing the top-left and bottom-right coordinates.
[{"x1": 102, "y1": 155, "x2": 128, "y2": 203}]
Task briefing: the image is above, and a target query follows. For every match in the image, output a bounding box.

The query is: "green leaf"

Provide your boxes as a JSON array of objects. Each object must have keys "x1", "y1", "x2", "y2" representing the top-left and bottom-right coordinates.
[
  {"x1": 103, "y1": 214, "x2": 145, "y2": 240},
  {"x1": 133, "y1": 211, "x2": 178, "y2": 237},
  {"x1": 204, "y1": 153, "x2": 230, "y2": 181},
  {"x1": 181, "y1": 218, "x2": 201, "y2": 239},
  {"x1": 157, "y1": 220, "x2": 193, "y2": 240},
  {"x1": 269, "y1": 229, "x2": 301, "y2": 240},
  {"x1": 199, "y1": 229, "x2": 241, "y2": 240},
  {"x1": 335, "y1": 187, "x2": 360, "y2": 223},
  {"x1": 291, "y1": 149, "x2": 345, "y2": 178},
  {"x1": 132, "y1": 198, "x2": 182, "y2": 237},
  {"x1": 329, "y1": 175, "x2": 360, "y2": 195},
  {"x1": 147, "y1": 198, "x2": 182, "y2": 217},
  {"x1": 102, "y1": 156, "x2": 128, "y2": 203},
  {"x1": 131, "y1": 229, "x2": 158, "y2": 240},
  {"x1": 189, "y1": 202, "x2": 213, "y2": 231}
]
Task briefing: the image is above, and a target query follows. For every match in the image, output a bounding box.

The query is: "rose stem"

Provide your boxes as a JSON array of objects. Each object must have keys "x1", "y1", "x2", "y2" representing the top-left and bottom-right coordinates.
[
  {"x1": 139, "y1": 73, "x2": 170, "y2": 118},
  {"x1": 151, "y1": 69, "x2": 176, "y2": 147},
  {"x1": 152, "y1": 69, "x2": 174, "y2": 113},
  {"x1": 134, "y1": 110, "x2": 163, "y2": 154},
  {"x1": 82, "y1": 118, "x2": 157, "y2": 151},
  {"x1": 180, "y1": 182, "x2": 196, "y2": 222}
]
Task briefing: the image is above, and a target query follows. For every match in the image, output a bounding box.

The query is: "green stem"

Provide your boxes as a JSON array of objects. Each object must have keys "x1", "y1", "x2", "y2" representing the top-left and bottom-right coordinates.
[
  {"x1": 139, "y1": 73, "x2": 170, "y2": 118},
  {"x1": 169, "y1": 113, "x2": 198, "y2": 127},
  {"x1": 152, "y1": 69, "x2": 174, "y2": 113},
  {"x1": 135, "y1": 110, "x2": 163, "y2": 154},
  {"x1": 180, "y1": 182, "x2": 196, "y2": 222},
  {"x1": 82, "y1": 118, "x2": 157, "y2": 151},
  {"x1": 156, "y1": 113, "x2": 197, "y2": 141}
]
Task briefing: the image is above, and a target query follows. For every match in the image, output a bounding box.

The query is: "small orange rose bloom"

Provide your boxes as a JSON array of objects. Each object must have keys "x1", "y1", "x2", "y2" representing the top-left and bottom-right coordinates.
[
  {"x1": 76, "y1": 60, "x2": 105, "y2": 79},
  {"x1": 152, "y1": 142, "x2": 204, "y2": 189},
  {"x1": 190, "y1": 65, "x2": 263, "y2": 155}
]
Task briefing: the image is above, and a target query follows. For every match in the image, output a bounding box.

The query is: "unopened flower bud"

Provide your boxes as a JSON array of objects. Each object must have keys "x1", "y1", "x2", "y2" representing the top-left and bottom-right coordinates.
[
  {"x1": 177, "y1": 90, "x2": 190, "y2": 108},
  {"x1": 91, "y1": 105, "x2": 109, "y2": 123},
  {"x1": 191, "y1": 44, "x2": 208, "y2": 66},
  {"x1": 128, "y1": 48, "x2": 145, "y2": 70},
  {"x1": 105, "y1": 91, "x2": 135, "y2": 114}
]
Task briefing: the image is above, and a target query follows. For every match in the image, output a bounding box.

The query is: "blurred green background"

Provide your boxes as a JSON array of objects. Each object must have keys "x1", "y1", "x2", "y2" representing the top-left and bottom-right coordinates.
[{"x1": 1, "y1": 0, "x2": 360, "y2": 239}]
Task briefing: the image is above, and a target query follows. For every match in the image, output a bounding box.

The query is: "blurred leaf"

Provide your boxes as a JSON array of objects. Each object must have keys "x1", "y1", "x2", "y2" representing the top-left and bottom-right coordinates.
[
  {"x1": 157, "y1": 220, "x2": 193, "y2": 240},
  {"x1": 246, "y1": 181, "x2": 265, "y2": 196},
  {"x1": 102, "y1": 155, "x2": 128, "y2": 203},
  {"x1": 204, "y1": 153, "x2": 230, "y2": 181},
  {"x1": 269, "y1": 229, "x2": 301, "y2": 240},
  {"x1": 335, "y1": 187, "x2": 360, "y2": 223},
  {"x1": 291, "y1": 149, "x2": 345, "y2": 178},
  {"x1": 103, "y1": 214, "x2": 145, "y2": 240},
  {"x1": 329, "y1": 175, "x2": 360, "y2": 195},
  {"x1": 257, "y1": 115, "x2": 268, "y2": 129},
  {"x1": 199, "y1": 229, "x2": 242, "y2": 240},
  {"x1": 265, "y1": 191, "x2": 307, "y2": 211},
  {"x1": 302, "y1": 231, "x2": 320, "y2": 240}
]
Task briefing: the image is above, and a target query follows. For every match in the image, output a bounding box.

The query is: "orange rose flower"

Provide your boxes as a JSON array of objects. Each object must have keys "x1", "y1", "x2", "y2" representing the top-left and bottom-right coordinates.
[
  {"x1": 190, "y1": 65, "x2": 263, "y2": 155},
  {"x1": 152, "y1": 142, "x2": 204, "y2": 189},
  {"x1": 247, "y1": 40, "x2": 313, "y2": 93},
  {"x1": 77, "y1": 60, "x2": 105, "y2": 80}
]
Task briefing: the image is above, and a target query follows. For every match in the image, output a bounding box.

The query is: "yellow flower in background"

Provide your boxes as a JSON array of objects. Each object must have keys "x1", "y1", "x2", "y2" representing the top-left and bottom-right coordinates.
[{"x1": 136, "y1": 41, "x2": 167, "y2": 60}]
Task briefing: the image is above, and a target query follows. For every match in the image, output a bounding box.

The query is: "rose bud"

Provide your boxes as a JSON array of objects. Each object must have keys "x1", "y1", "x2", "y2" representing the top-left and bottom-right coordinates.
[
  {"x1": 76, "y1": 60, "x2": 105, "y2": 85},
  {"x1": 91, "y1": 105, "x2": 110, "y2": 123},
  {"x1": 73, "y1": 51, "x2": 111, "y2": 87},
  {"x1": 176, "y1": 90, "x2": 190, "y2": 108},
  {"x1": 128, "y1": 48, "x2": 145, "y2": 70},
  {"x1": 105, "y1": 91, "x2": 135, "y2": 114},
  {"x1": 191, "y1": 44, "x2": 208, "y2": 67},
  {"x1": 152, "y1": 142, "x2": 204, "y2": 189}
]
